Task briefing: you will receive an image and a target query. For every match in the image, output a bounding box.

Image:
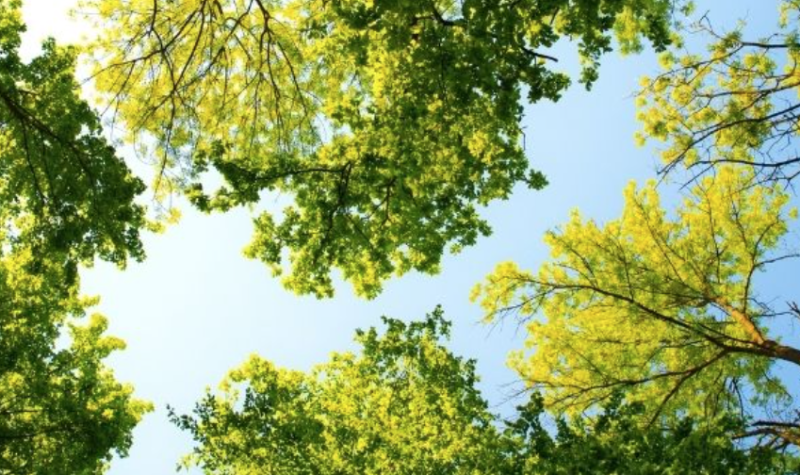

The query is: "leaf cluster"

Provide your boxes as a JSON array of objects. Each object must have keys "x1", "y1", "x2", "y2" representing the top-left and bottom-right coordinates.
[
  {"x1": 85, "y1": 0, "x2": 685, "y2": 297},
  {"x1": 174, "y1": 312, "x2": 794, "y2": 474},
  {"x1": 637, "y1": 0, "x2": 800, "y2": 184},
  {"x1": 474, "y1": 164, "x2": 800, "y2": 446},
  {"x1": 0, "y1": 2, "x2": 152, "y2": 472}
]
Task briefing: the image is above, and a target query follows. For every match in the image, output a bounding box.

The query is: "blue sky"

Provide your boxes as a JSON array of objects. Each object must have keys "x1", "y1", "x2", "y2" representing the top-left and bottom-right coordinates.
[{"x1": 21, "y1": 2, "x2": 794, "y2": 474}]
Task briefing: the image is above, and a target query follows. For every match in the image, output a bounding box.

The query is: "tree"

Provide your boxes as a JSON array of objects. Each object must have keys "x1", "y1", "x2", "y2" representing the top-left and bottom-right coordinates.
[
  {"x1": 0, "y1": 0, "x2": 146, "y2": 270},
  {"x1": 84, "y1": 0, "x2": 687, "y2": 297},
  {"x1": 636, "y1": 0, "x2": 800, "y2": 184},
  {"x1": 0, "y1": 238, "x2": 152, "y2": 474},
  {"x1": 173, "y1": 311, "x2": 792, "y2": 474},
  {"x1": 498, "y1": 393, "x2": 797, "y2": 475},
  {"x1": 171, "y1": 309, "x2": 501, "y2": 474},
  {"x1": 501, "y1": 393, "x2": 792, "y2": 474},
  {"x1": 0, "y1": 2, "x2": 152, "y2": 472},
  {"x1": 473, "y1": 165, "x2": 800, "y2": 447}
]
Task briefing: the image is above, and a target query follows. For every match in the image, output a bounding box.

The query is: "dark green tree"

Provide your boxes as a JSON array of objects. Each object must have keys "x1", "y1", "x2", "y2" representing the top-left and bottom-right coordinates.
[
  {"x1": 0, "y1": 238, "x2": 152, "y2": 474},
  {"x1": 501, "y1": 393, "x2": 794, "y2": 474},
  {"x1": 0, "y1": 0, "x2": 146, "y2": 270},
  {"x1": 171, "y1": 309, "x2": 500, "y2": 474},
  {"x1": 0, "y1": 2, "x2": 151, "y2": 472}
]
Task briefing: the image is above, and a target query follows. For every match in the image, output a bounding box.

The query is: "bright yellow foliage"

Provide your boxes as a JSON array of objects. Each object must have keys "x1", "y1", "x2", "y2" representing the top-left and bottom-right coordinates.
[
  {"x1": 637, "y1": 1, "x2": 800, "y2": 184},
  {"x1": 474, "y1": 166, "x2": 797, "y2": 422}
]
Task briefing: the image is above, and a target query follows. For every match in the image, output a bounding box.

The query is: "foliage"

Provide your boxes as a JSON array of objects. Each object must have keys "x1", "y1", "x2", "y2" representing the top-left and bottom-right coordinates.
[
  {"x1": 84, "y1": 0, "x2": 686, "y2": 297},
  {"x1": 8, "y1": 0, "x2": 800, "y2": 471},
  {"x1": 171, "y1": 309, "x2": 501, "y2": 474},
  {"x1": 502, "y1": 393, "x2": 793, "y2": 474},
  {"x1": 0, "y1": 238, "x2": 152, "y2": 474},
  {"x1": 0, "y1": 0, "x2": 146, "y2": 270},
  {"x1": 0, "y1": 2, "x2": 151, "y2": 472},
  {"x1": 473, "y1": 165, "x2": 800, "y2": 446},
  {"x1": 637, "y1": 0, "x2": 800, "y2": 183},
  {"x1": 174, "y1": 312, "x2": 792, "y2": 474}
]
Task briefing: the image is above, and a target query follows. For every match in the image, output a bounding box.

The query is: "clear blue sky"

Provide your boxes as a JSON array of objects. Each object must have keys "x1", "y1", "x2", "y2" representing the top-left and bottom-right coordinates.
[{"x1": 22, "y1": 2, "x2": 792, "y2": 474}]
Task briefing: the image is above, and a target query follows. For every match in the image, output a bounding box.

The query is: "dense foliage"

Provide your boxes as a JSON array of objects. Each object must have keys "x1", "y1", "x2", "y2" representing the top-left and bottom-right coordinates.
[
  {"x1": 175, "y1": 313, "x2": 794, "y2": 474},
  {"x1": 0, "y1": 0, "x2": 145, "y2": 269},
  {"x1": 502, "y1": 393, "x2": 793, "y2": 474},
  {"x1": 0, "y1": 1, "x2": 150, "y2": 472},
  {"x1": 84, "y1": 0, "x2": 686, "y2": 297},
  {"x1": 172, "y1": 310, "x2": 500, "y2": 474},
  {"x1": 474, "y1": 0, "x2": 800, "y2": 449},
  {"x1": 4, "y1": 0, "x2": 800, "y2": 472},
  {"x1": 0, "y1": 242, "x2": 152, "y2": 474},
  {"x1": 474, "y1": 166, "x2": 800, "y2": 444}
]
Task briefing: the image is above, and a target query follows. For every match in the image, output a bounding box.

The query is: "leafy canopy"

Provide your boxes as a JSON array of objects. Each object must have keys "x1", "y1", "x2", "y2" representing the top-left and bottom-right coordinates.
[
  {"x1": 0, "y1": 237, "x2": 152, "y2": 474},
  {"x1": 171, "y1": 309, "x2": 500, "y2": 474},
  {"x1": 502, "y1": 393, "x2": 792, "y2": 475},
  {"x1": 637, "y1": 0, "x2": 800, "y2": 183},
  {"x1": 0, "y1": 0, "x2": 146, "y2": 270},
  {"x1": 174, "y1": 311, "x2": 792, "y2": 474},
  {"x1": 474, "y1": 166, "x2": 800, "y2": 445},
  {"x1": 84, "y1": 0, "x2": 685, "y2": 297},
  {"x1": 0, "y1": 2, "x2": 151, "y2": 472}
]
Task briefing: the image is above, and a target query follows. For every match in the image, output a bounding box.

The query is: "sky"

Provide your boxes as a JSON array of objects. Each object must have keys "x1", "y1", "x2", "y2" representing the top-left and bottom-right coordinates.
[{"x1": 19, "y1": 2, "x2": 795, "y2": 474}]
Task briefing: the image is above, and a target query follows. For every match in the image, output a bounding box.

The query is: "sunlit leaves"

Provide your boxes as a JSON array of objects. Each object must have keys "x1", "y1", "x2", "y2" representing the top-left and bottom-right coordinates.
[
  {"x1": 0, "y1": 3, "x2": 151, "y2": 471},
  {"x1": 174, "y1": 311, "x2": 792, "y2": 474},
  {"x1": 0, "y1": 0, "x2": 146, "y2": 268},
  {"x1": 637, "y1": 1, "x2": 800, "y2": 183},
  {"x1": 474, "y1": 166, "x2": 798, "y2": 431},
  {"x1": 172, "y1": 309, "x2": 499, "y2": 474},
  {"x1": 0, "y1": 241, "x2": 152, "y2": 474},
  {"x1": 85, "y1": 0, "x2": 682, "y2": 297},
  {"x1": 502, "y1": 394, "x2": 791, "y2": 474}
]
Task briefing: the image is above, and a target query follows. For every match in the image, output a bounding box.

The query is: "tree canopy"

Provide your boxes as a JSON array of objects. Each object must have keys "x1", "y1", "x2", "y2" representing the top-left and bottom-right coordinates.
[
  {"x1": 7, "y1": 0, "x2": 800, "y2": 472},
  {"x1": 502, "y1": 393, "x2": 792, "y2": 475},
  {"x1": 0, "y1": 2, "x2": 151, "y2": 472},
  {"x1": 174, "y1": 312, "x2": 793, "y2": 474},
  {"x1": 171, "y1": 310, "x2": 500, "y2": 474},
  {"x1": 637, "y1": 0, "x2": 800, "y2": 183},
  {"x1": 472, "y1": 1, "x2": 800, "y2": 450},
  {"x1": 0, "y1": 0, "x2": 146, "y2": 270},
  {"x1": 474, "y1": 165, "x2": 800, "y2": 446},
  {"x1": 0, "y1": 239, "x2": 152, "y2": 474},
  {"x1": 84, "y1": 0, "x2": 686, "y2": 297}
]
